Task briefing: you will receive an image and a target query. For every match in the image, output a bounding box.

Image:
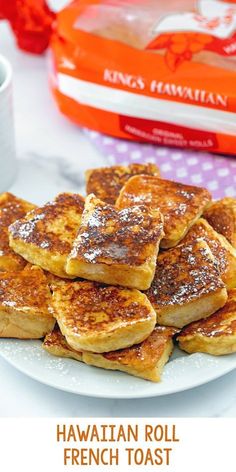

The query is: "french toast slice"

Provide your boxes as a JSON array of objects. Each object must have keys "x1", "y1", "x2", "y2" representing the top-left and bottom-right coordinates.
[
  {"x1": 9, "y1": 193, "x2": 84, "y2": 278},
  {"x1": 181, "y1": 218, "x2": 236, "y2": 289},
  {"x1": 86, "y1": 163, "x2": 160, "y2": 204},
  {"x1": 50, "y1": 279, "x2": 156, "y2": 353},
  {"x1": 204, "y1": 198, "x2": 236, "y2": 249},
  {"x1": 116, "y1": 175, "x2": 211, "y2": 248},
  {"x1": 178, "y1": 289, "x2": 236, "y2": 355},
  {"x1": 0, "y1": 192, "x2": 36, "y2": 272},
  {"x1": 66, "y1": 194, "x2": 164, "y2": 290},
  {"x1": 43, "y1": 324, "x2": 177, "y2": 382},
  {"x1": 83, "y1": 326, "x2": 177, "y2": 382},
  {"x1": 145, "y1": 240, "x2": 227, "y2": 328},
  {"x1": 0, "y1": 265, "x2": 55, "y2": 339}
]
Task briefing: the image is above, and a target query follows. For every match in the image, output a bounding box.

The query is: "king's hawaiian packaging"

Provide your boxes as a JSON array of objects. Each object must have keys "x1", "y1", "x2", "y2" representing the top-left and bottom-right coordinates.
[{"x1": 50, "y1": 0, "x2": 236, "y2": 155}]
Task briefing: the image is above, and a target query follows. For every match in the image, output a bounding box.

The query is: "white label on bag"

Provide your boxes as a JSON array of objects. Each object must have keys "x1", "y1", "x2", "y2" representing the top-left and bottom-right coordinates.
[
  {"x1": 154, "y1": 0, "x2": 236, "y2": 39},
  {"x1": 57, "y1": 73, "x2": 236, "y2": 136}
]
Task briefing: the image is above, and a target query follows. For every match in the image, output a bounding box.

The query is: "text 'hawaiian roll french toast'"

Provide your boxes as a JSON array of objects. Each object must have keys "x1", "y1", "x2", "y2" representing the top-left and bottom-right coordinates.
[
  {"x1": 178, "y1": 289, "x2": 236, "y2": 355},
  {"x1": 0, "y1": 265, "x2": 55, "y2": 339},
  {"x1": 116, "y1": 175, "x2": 211, "y2": 248},
  {"x1": 145, "y1": 240, "x2": 228, "y2": 329},
  {"x1": 86, "y1": 162, "x2": 160, "y2": 204},
  {"x1": 50, "y1": 279, "x2": 157, "y2": 353},
  {"x1": 204, "y1": 197, "x2": 236, "y2": 249},
  {"x1": 8, "y1": 193, "x2": 84, "y2": 278},
  {"x1": 181, "y1": 218, "x2": 236, "y2": 290},
  {"x1": 43, "y1": 324, "x2": 177, "y2": 382},
  {"x1": 66, "y1": 194, "x2": 164, "y2": 290},
  {"x1": 0, "y1": 192, "x2": 36, "y2": 272}
]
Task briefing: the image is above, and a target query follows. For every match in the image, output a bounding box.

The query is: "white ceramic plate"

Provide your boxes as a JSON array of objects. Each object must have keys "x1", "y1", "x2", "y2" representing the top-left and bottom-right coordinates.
[{"x1": 0, "y1": 339, "x2": 235, "y2": 398}]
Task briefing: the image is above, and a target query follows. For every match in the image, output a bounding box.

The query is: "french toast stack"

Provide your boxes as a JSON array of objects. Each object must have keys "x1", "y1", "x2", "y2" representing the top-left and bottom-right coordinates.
[{"x1": 0, "y1": 162, "x2": 236, "y2": 382}]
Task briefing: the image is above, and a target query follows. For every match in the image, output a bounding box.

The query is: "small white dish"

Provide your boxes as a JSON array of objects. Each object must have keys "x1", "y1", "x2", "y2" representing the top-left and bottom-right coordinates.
[
  {"x1": 0, "y1": 339, "x2": 235, "y2": 398},
  {"x1": 0, "y1": 54, "x2": 17, "y2": 191}
]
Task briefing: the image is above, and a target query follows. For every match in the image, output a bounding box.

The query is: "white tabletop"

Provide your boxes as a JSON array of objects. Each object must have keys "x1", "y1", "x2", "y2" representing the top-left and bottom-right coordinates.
[{"x1": 0, "y1": 21, "x2": 235, "y2": 418}]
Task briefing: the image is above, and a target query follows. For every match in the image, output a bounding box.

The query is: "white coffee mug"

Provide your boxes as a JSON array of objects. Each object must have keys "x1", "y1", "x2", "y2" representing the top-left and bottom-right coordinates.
[{"x1": 0, "y1": 54, "x2": 17, "y2": 191}]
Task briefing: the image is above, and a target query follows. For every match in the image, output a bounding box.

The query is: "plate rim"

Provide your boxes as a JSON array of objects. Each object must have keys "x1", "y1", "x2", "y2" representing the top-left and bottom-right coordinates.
[{"x1": 0, "y1": 341, "x2": 236, "y2": 399}]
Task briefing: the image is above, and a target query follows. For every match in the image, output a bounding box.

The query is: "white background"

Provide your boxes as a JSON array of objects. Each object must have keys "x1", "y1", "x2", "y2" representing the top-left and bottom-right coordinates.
[
  {"x1": 0, "y1": 1, "x2": 235, "y2": 417},
  {"x1": 0, "y1": 418, "x2": 235, "y2": 472}
]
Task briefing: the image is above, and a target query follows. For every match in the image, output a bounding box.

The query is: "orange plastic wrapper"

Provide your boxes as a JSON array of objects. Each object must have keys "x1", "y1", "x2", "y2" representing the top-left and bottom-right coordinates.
[{"x1": 50, "y1": 0, "x2": 236, "y2": 155}]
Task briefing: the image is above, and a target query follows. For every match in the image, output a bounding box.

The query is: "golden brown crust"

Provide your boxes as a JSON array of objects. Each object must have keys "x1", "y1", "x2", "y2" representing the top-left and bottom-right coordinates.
[
  {"x1": 177, "y1": 289, "x2": 236, "y2": 355},
  {"x1": 145, "y1": 240, "x2": 227, "y2": 328},
  {"x1": 44, "y1": 324, "x2": 70, "y2": 348},
  {"x1": 53, "y1": 281, "x2": 152, "y2": 333},
  {"x1": 181, "y1": 218, "x2": 236, "y2": 289},
  {"x1": 43, "y1": 324, "x2": 177, "y2": 381},
  {"x1": 146, "y1": 241, "x2": 224, "y2": 307},
  {"x1": 9, "y1": 193, "x2": 84, "y2": 254},
  {"x1": 204, "y1": 198, "x2": 236, "y2": 248},
  {"x1": 86, "y1": 163, "x2": 160, "y2": 204},
  {"x1": 51, "y1": 279, "x2": 156, "y2": 353},
  {"x1": 8, "y1": 193, "x2": 84, "y2": 278},
  {"x1": 83, "y1": 324, "x2": 175, "y2": 381},
  {"x1": 116, "y1": 175, "x2": 211, "y2": 248},
  {"x1": 69, "y1": 194, "x2": 164, "y2": 266},
  {"x1": 0, "y1": 192, "x2": 36, "y2": 271},
  {"x1": 102, "y1": 325, "x2": 177, "y2": 369},
  {"x1": 178, "y1": 290, "x2": 236, "y2": 339},
  {"x1": 0, "y1": 265, "x2": 51, "y2": 315},
  {"x1": 66, "y1": 194, "x2": 164, "y2": 289},
  {"x1": 0, "y1": 265, "x2": 55, "y2": 339}
]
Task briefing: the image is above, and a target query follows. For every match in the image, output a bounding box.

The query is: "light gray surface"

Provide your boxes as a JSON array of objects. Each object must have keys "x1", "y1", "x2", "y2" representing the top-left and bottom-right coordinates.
[{"x1": 0, "y1": 22, "x2": 235, "y2": 417}]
